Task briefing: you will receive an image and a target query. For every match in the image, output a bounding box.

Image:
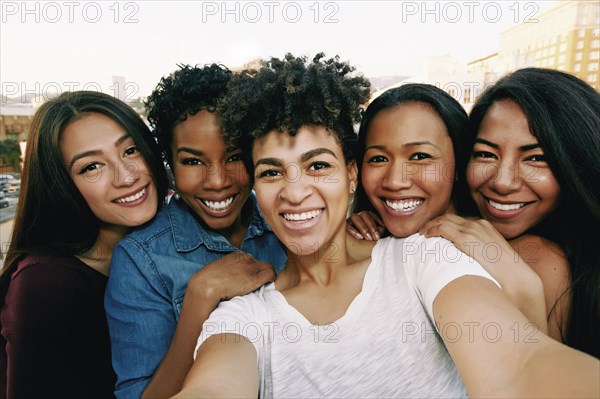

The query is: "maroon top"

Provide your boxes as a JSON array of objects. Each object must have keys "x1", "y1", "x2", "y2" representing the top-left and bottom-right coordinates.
[{"x1": 0, "y1": 254, "x2": 116, "y2": 398}]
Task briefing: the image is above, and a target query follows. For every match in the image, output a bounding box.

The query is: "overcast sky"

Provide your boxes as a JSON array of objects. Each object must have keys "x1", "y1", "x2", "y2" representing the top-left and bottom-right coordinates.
[{"x1": 1, "y1": 0, "x2": 558, "y2": 99}]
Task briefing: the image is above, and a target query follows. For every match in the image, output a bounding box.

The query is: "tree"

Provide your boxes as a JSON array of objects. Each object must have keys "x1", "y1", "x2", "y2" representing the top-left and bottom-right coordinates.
[{"x1": 0, "y1": 139, "x2": 22, "y2": 173}]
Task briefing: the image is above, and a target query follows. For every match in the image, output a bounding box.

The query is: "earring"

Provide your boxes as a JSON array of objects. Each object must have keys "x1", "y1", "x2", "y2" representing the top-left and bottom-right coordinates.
[{"x1": 351, "y1": 184, "x2": 356, "y2": 193}]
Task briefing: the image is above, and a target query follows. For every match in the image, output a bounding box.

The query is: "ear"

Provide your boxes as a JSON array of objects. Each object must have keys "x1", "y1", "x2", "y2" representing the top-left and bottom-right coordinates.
[{"x1": 347, "y1": 160, "x2": 358, "y2": 194}]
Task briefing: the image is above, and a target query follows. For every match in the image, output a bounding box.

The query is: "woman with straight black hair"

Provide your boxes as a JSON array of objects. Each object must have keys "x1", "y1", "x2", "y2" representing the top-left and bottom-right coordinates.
[
  {"x1": 424, "y1": 67, "x2": 600, "y2": 358},
  {"x1": 0, "y1": 91, "x2": 169, "y2": 398}
]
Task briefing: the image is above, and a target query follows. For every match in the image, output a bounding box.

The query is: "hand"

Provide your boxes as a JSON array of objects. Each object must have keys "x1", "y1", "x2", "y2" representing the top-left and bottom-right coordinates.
[
  {"x1": 419, "y1": 214, "x2": 547, "y2": 333},
  {"x1": 186, "y1": 252, "x2": 276, "y2": 306},
  {"x1": 346, "y1": 210, "x2": 386, "y2": 241}
]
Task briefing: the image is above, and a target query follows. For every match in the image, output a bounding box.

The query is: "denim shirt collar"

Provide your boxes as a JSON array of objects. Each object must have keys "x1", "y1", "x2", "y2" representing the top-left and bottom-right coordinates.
[{"x1": 167, "y1": 193, "x2": 272, "y2": 253}]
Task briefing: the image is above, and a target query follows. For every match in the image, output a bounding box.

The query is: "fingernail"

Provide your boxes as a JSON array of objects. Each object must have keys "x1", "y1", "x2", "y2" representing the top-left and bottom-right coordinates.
[
  {"x1": 374, "y1": 232, "x2": 380, "y2": 240},
  {"x1": 356, "y1": 232, "x2": 364, "y2": 240},
  {"x1": 366, "y1": 233, "x2": 373, "y2": 240}
]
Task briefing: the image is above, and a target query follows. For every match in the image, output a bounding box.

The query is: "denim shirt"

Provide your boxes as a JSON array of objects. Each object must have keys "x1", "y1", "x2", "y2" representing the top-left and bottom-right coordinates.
[{"x1": 105, "y1": 194, "x2": 286, "y2": 399}]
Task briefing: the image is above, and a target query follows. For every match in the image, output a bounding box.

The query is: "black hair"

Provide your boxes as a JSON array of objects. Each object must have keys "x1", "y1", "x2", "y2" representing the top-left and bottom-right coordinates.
[
  {"x1": 145, "y1": 64, "x2": 233, "y2": 169},
  {"x1": 458, "y1": 67, "x2": 600, "y2": 358},
  {"x1": 353, "y1": 83, "x2": 468, "y2": 214},
  {"x1": 218, "y1": 53, "x2": 371, "y2": 166}
]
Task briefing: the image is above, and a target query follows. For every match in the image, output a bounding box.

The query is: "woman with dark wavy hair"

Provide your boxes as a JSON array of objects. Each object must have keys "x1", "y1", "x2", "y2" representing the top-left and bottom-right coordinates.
[
  {"x1": 422, "y1": 67, "x2": 600, "y2": 358},
  {"x1": 105, "y1": 64, "x2": 286, "y2": 399},
  {"x1": 0, "y1": 91, "x2": 169, "y2": 398}
]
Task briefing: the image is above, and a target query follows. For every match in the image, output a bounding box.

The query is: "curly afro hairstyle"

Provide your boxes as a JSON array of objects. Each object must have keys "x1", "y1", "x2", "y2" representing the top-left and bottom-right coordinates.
[
  {"x1": 218, "y1": 53, "x2": 371, "y2": 164},
  {"x1": 145, "y1": 63, "x2": 232, "y2": 169}
]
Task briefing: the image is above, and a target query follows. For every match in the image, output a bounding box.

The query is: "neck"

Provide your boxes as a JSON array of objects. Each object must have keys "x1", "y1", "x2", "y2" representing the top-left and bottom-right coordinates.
[
  {"x1": 280, "y1": 232, "x2": 351, "y2": 287},
  {"x1": 78, "y1": 224, "x2": 129, "y2": 276}
]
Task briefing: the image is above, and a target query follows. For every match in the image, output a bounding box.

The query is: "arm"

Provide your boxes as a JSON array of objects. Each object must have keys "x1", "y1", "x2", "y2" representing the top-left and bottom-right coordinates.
[
  {"x1": 105, "y1": 242, "x2": 180, "y2": 399},
  {"x1": 420, "y1": 214, "x2": 548, "y2": 333},
  {"x1": 433, "y1": 276, "x2": 599, "y2": 398},
  {"x1": 172, "y1": 334, "x2": 259, "y2": 398},
  {"x1": 142, "y1": 253, "x2": 275, "y2": 399}
]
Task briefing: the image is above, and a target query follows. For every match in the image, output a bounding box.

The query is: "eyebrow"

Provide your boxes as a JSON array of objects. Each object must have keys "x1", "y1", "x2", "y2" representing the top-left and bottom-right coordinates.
[
  {"x1": 254, "y1": 148, "x2": 338, "y2": 168},
  {"x1": 176, "y1": 147, "x2": 205, "y2": 156},
  {"x1": 69, "y1": 133, "x2": 131, "y2": 169},
  {"x1": 365, "y1": 141, "x2": 440, "y2": 151},
  {"x1": 475, "y1": 138, "x2": 541, "y2": 152}
]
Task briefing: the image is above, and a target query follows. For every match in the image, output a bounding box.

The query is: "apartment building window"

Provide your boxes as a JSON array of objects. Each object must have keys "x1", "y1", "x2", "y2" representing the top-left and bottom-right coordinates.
[
  {"x1": 594, "y1": 28, "x2": 600, "y2": 37},
  {"x1": 592, "y1": 40, "x2": 600, "y2": 49},
  {"x1": 591, "y1": 51, "x2": 600, "y2": 60},
  {"x1": 579, "y1": 29, "x2": 586, "y2": 38},
  {"x1": 576, "y1": 52, "x2": 583, "y2": 61},
  {"x1": 559, "y1": 54, "x2": 566, "y2": 63},
  {"x1": 577, "y1": 41, "x2": 584, "y2": 49},
  {"x1": 589, "y1": 63, "x2": 599, "y2": 71},
  {"x1": 588, "y1": 74, "x2": 598, "y2": 83},
  {"x1": 558, "y1": 64, "x2": 566, "y2": 70},
  {"x1": 550, "y1": 47, "x2": 556, "y2": 55},
  {"x1": 560, "y1": 43, "x2": 567, "y2": 52},
  {"x1": 574, "y1": 63, "x2": 581, "y2": 72}
]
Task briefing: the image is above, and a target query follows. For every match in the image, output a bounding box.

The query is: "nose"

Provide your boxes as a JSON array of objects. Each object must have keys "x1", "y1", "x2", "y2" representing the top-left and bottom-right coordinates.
[
  {"x1": 381, "y1": 160, "x2": 413, "y2": 191},
  {"x1": 203, "y1": 164, "x2": 232, "y2": 191},
  {"x1": 487, "y1": 159, "x2": 522, "y2": 194},
  {"x1": 279, "y1": 175, "x2": 312, "y2": 205},
  {"x1": 113, "y1": 160, "x2": 139, "y2": 187}
]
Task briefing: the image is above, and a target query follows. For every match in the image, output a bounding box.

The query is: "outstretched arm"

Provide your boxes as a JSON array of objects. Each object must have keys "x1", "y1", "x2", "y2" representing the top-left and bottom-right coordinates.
[
  {"x1": 142, "y1": 252, "x2": 274, "y2": 399},
  {"x1": 433, "y1": 276, "x2": 599, "y2": 398},
  {"x1": 172, "y1": 334, "x2": 259, "y2": 398}
]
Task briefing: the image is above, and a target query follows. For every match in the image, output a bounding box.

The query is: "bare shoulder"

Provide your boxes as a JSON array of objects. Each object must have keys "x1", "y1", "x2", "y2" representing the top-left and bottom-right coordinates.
[
  {"x1": 509, "y1": 234, "x2": 568, "y2": 274},
  {"x1": 510, "y1": 234, "x2": 571, "y2": 340}
]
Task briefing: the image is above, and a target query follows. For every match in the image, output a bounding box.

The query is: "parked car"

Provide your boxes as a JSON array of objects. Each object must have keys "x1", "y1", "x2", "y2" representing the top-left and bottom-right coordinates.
[{"x1": 0, "y1": 191, "x2": 9, "y2": 208}]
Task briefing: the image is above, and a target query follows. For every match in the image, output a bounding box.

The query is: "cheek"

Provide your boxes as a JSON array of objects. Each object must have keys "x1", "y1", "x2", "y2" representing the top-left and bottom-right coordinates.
[
  {"x1": 229, "y1": 164, "x2": 251, "y2": 187},
  {"x1": 533, "y1": 173, "x2": 561, "y2": 204},
  {"x1": 360, "y1": 167, "x2": 379, "y2": 197}
]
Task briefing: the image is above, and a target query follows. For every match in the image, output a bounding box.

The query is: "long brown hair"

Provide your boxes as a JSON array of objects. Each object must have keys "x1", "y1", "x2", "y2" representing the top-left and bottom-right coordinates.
[{"x1": 0, "y1": 91, "x2": 168, "y2": 283}]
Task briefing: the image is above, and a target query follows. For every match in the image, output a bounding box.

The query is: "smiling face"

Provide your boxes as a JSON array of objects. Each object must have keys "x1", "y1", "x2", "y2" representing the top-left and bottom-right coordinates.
[
  {"x1": 252, "y1": 126, "x2": 357, "y2": 257},
  {"x1": 467, "y1": 99, "x2": 561, "y2": 239},
  {"x1": 170, "y1": 109, "x2": 252, "y2": 234},
  {"x1": 360, "y1": 102, "x2": 455, "y2": 237},
  {"x1": 60, "y1": 112, "x2": 158, "y2": 228}
]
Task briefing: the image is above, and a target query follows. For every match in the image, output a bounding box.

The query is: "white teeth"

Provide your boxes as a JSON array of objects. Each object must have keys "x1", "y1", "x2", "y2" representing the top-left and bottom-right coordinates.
[
  {"x1": 488, "y1": 199, "x2": 526, "y2": 211},
  {"x1": 115, "y1": 187, "x2": 146, "y2": 204},
  {"x1": 282, "y1": 209, "x2": 322, "y2": 221},
  {"x1": 385, "y1": 199, "x2": 424, "y2": 211},
  {"x1": 203, "y1": 196, "x2": 235, "y2": 211}
]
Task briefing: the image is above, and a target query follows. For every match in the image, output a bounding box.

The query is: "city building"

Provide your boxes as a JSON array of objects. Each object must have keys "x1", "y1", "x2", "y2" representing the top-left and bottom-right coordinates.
[
  {"x1": 0, "y1": 103, "x2": 35, "y2": 142},
  {"x1": 495, "y1": 0, "x2": 600, "y2": 90}
]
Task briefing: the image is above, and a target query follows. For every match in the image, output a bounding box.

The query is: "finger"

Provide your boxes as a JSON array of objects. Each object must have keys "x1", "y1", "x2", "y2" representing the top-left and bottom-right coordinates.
[
  {"x1": 349, "y1": 215, "x2": 373, "y2": 240},
  {"x1": 346, "y1": 223, "x2": 365, "y2": 240}
]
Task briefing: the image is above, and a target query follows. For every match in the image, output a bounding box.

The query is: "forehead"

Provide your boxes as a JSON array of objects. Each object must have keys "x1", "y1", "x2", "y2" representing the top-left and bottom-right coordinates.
[
  {"x1": 478, "y1": 100, "x2": 536, "y2": 144},
  {"x1": 252, "y1": 126, "x2": 343, "y2": 160},
  {"x1": 172, "y1": 110, "x2": 225, "y2": 146},
  {"x1": 367, "y1": 102, "x2": 450, "y2": 145},
  {"x1": 366, "y1": 102, "x2": 452, "y2": 149},
  {"x1": 61, "y1": 113, "x2": 126, "y2": 150}
]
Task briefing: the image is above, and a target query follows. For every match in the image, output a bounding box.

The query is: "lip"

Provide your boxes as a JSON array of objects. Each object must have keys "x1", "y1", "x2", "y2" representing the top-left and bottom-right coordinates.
[
  {"x1": 196, "y1": 193, "x2": 239, "y2": 217},
  {"x1": 112, "y1": 184, "x2": 150, "y2": 208},
  {"x1": 279, "y1": 208, "x2": 324, "y2": 231},
  {"x1": 380, "y1": 196, "x2": 424, "y2": 217},
  {"x1": 480, "y1": 193, "x2": 534, "y2": 220}
]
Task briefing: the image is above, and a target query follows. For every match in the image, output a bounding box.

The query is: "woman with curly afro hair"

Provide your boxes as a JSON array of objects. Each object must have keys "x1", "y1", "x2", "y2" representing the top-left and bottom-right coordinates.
[
  {"x1": 105, "y1": 64, "x2": 286, "y2": 399},
  {"x1": 174, "y1": 54, "x2": 599, "y2": 399}
]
